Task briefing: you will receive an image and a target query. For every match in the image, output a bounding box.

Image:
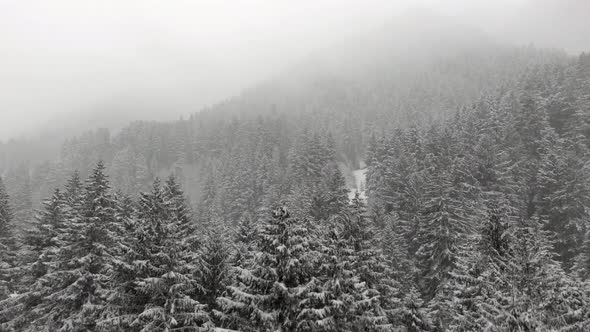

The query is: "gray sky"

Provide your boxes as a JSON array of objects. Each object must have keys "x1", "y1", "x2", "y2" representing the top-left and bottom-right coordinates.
[{"x1": 2, "y1": 0, "x2": 585, "y2": 141}]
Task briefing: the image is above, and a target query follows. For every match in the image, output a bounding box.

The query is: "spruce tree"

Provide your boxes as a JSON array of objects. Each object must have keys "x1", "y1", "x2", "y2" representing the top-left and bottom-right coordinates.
[
  {"x1": 1, "y1": 162, "x2": 118, "y2": 331},
  {"x1": 113, "y1": 190, "x2": 136, "y2": 232},
  {"x1": 344, "y1": 194, "x2": 398, "y2": 328},
  {"x1": 416, "y1": 164, "x2": 481, "y2": 299},
  {"x1": 163, "y1": 175, "x2": 198, "y2": 249},
  {"x1": 101, "y1": 179, "x2": 210, "y2": 331},
  {"x1": 310, "y1": 218, "x2": 361, "y2": 331},
  {"x1": 0, "y1": 189, "x2": 69, "y2": 329},
  {"x1": 163, "y1": 175, "x2": 193, "y2": 227},
  {"x1": 23, "y1": 189, "x2": 69, "y2": 283},
  {"x1": 433, "y1": 203, "x2": 517, "y2": 330},
  {"x1": 56, "y1": 161, "x2": 118, "y2": 330},
  {"x1": 218, "y1": 206, "x2": 320, "y2": 331},
  {"x1": 304, "y1": 194, "x2": 398, "y2": 331},
  {"x1": 312, "y1": 214, "x2": 387, "y2": 332},
  {"x1": 381, "y1": 212, "x2": 415, "y2": 292},
  {"x1": 575, "y1": 231, "x2": 590, "y2": 280},
  {"x1": 501, "y1": 218, "x2": 566, "y2": 331},
  {"x1": 310, "y1": 163, "x2": 349, "y2": 221},
  {"x1": 200, "y1": 225, "x2": 232, "y2": 327},
  {"x1": 4, "y1": 165, "x2": 33, "y2": 232},
  {"x1": 233, "y1": 211, "x2": 258, "y2": 269},
  {"x1": 536, "y1": 128, "x2": 590, "y2": 268},
  {"x1": 432, "y1": 238, "x2": 489, "y2": 331},
  {"x1": 64, "y1": 170, "x2": 84, "y2": 213},
  {"x1": 397, "y1": 287, "x2": 431, "y2": 332},
  {"x1": 198, "y1": 168, "x2": 221, "y2": 225},
  {"x1": 0, "y1": 176, "x2": 16, "y2": 301}
]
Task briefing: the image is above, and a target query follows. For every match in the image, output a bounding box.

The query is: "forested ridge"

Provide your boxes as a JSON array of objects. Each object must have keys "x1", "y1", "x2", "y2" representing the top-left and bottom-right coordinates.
[
  {"x1": 2, "y1": 39, "x2": 590, "y2": 331},
  {"x1": 0, "y1": 44, "x2": 567, "y2": 227}
]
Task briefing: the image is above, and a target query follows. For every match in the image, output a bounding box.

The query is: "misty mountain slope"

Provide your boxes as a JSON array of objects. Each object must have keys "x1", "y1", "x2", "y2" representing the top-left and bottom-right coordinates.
[
  {"x1": 24, "y1": 51, "x2": 577, "y2": 207},
  {"x1": 0, "y1": 13, "x2": 579, "y2": 219},
  {"x1": 201, "y1": 43, "x2": 566, "y2": 176},
  {"x1": 0, "y1": 11, "x2": 567, "y2": 171},
  {"x1": 209, "y1": 11, "x2": 567, "y2": 131}
]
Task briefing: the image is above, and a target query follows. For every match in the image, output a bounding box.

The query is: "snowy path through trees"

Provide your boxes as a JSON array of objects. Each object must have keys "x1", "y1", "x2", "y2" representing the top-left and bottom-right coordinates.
[{"x1": 347, "y1": 168, "x2": 367, "y2": 201}]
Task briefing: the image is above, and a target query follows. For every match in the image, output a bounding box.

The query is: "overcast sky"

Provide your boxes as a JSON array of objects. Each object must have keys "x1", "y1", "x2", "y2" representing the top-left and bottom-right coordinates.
[{"x1": 1, "y1": 0, "x2": 586, "y2": 140}]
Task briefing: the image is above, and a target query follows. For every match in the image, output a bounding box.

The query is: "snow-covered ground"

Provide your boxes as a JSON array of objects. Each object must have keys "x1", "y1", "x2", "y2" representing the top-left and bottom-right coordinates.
[{"x1": 348, "y1": 168, "x2": 367, "y2": 202}]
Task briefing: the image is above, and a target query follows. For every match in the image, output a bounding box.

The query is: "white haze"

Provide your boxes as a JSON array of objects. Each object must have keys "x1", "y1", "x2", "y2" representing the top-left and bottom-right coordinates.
[{"x1": 1, "y1": 0, "x2": 587, "y2": 141}]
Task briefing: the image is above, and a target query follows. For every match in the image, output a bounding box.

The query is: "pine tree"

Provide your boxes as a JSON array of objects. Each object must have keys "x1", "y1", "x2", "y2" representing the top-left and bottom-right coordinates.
[
  {"x1": 55, "y1": 161, "x2": 118, "y2": 330},
  {"x1": 218, "y1": 206, "x2": 320, "y2": 331},
  {"x1": 200, "y1": 225, "x2": 233, "y2": 327},
  {"x1": 0, "y1": 176, "x2": 17, "y2": 301},
  {"x1": 342, "y1": 194, "x2": 398, "y2": 329},
  {"x1": 285, "y1": 184, "x2": 314, "y2": 220},
  {"x1": 287, "y1": 131, "x2": 331, "y2": 189},
  {"x1": 501, "y1": 218, "x2": 565, "y2": 331},
  {"x1": 64, "y1": 170, "x2": 83, "y2": 211},
  {"x1": 164, "y1": 175, "x2": 193, "y2": 226},
  {"x1": 310, "y1": 163, "x2": 349, "y2": 221},
  {"x1": 27, "y1": 190, "x2": 66, "y2": 246},
  {"x1": 198, "y1": 166, "x2": 221, "y2": 225},
  {"x1": 163, "y1": 174, "x2": 197, "y2": 248},
  {"x1": 113, "y1": 190, "x2": 136, "y2": 232},
  {"x1": 0, "y1": 162, "x2": 118, "y2": 331},
  {"x1": 309, "y1": 218, "x2": 362, "y2": 331},
  {"x1": 566, "y1": 54, "x2": 590, "y2": 139},
  {"x1": 4, "y1": 165, "x2": 33, "y2": 232},
  {"x1": 576, "y1": 230, "x2": 590, "y2": 280},
  {"x1": 536, "y1": 128, "x2": 590, "y2": 268},
  {"x1": 233, "y1": 211, "x2": 258, "y2": 268},
  {"x1": 397, "y1": 287, "x2": 431, "y2": 332},
  {"x1": 0, "y1": 189, "x2": 69, "y2": 329},
  {"x1": 221, "y1": 144, "x2": 257, "y2": 226},
  {"x1": 101, "y1": 179, "x2": 210, "y2": 331},
  {"x1": 435, "y1": 202, "x2": 516, "y2": 330},
  {"x1": 23, "y1": 189, "x2": 69, "y2": 283},
  {"x1": 432, "y1": 238, "x2": 488, "y2": 331},
  {"x1": 381, "y1": 212, "x2": 415, "y2": 292},
  {"x1": 311, "y1": 214, "x2": 385, "y2": 332},
  {"x1": 97, "y1": 191, "x2": 137, "y2": 331},
  {"x1": 416, "y1": 158, "x2": 482, "y2": 299},
  {"x1": 303, "y1": 194, "x2": 398, "y2": 331},
  {"x1": 365, "y1": 133, "x2": 385, "y2": 214}
]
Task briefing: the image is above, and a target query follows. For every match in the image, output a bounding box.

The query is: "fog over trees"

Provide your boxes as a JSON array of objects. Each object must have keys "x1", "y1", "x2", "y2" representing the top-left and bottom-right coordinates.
[{"x1": 1, "y1": 0, "x2": 590, "y2": 331}]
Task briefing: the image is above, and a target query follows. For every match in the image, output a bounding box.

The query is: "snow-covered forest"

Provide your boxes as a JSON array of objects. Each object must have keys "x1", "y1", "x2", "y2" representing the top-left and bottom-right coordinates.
[{"x1": 2, "y1": 1, "x2": 590, "y2": 331}]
